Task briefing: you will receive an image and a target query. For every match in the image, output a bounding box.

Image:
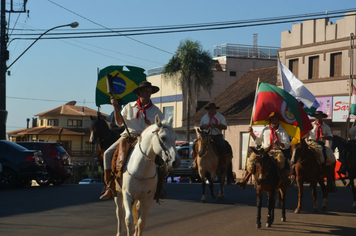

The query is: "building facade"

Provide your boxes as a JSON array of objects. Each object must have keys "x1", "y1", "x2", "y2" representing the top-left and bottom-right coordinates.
[{"x1": 278, "y1": 11, "x2": 356, "y2": 138}]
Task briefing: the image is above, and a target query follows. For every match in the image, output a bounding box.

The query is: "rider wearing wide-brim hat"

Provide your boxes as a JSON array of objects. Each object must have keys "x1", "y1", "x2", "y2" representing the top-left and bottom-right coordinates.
[
  {"x1": 190, "y1": 102, "x2": 228, "y2": 170},
  {"x1": 236, "y1": 111, "x2": 291, "y2": 190},
  {"x1": 308, "y1": 111, "x2": 332, "y2": 143},
  {"x1": 100, "y1": 80, "x2": 165, "y2": 201}
]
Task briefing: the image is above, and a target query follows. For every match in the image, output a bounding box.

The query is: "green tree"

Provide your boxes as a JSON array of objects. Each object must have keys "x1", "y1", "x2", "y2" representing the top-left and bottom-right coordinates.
[{"x1": 163, "y1": 38, "x2": 214, "y2": 141}]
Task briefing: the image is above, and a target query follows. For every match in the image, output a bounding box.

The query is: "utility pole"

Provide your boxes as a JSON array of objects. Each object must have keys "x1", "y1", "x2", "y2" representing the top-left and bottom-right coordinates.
[{"x1": 0, "y1": 0, "x2": 27, "y2": 140}]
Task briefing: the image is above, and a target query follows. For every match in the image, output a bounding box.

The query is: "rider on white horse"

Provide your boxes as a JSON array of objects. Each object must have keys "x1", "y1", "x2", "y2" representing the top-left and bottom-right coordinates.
[{"x1": 100, "y1": 81, "x2": 166, "y2": 200}]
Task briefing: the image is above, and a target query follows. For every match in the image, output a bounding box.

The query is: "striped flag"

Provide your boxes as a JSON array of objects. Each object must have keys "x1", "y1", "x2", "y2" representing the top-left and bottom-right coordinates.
[
  {"x1": 253, "y1": 82, "x2": 313, "y2": 144},
  {"x1": 95, "y1": 66, "x2": 146, "y2": 106}
]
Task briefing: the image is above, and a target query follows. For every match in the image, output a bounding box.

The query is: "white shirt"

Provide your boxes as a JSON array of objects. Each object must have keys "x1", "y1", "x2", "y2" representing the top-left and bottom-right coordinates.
[
  {"x1": 200, "y1": 112, "x2": 227, "y2": 136},
  {"x1": 254, "y1": 125, "x2": 291, "y2": 150},
  {"x1": 309, "y1": 121, "x2": 332, "y2": 142},
  {"x1": 119, "y1": 100, "x2": 163, "y2": 135}
]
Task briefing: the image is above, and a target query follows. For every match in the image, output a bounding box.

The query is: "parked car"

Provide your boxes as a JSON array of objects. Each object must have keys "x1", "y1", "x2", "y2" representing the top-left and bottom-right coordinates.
[
  {"x1": 79, "y1": 178, "x2": 100, "y2": 184},
  {"x1": 17, "y1": 142, "x2": 72, "y2": 186},
  {"x1": 173, "y1": 142, "x2": 200, "y2": 183},
  {"x1": 0, "y1": 140, "x2": 46, "y2": 188}
]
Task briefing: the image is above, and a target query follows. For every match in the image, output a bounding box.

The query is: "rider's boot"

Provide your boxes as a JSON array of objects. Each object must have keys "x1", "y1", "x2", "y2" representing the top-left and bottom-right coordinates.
[
  {"x1": 236, "y1": 171, "x2": 251, "y2": 190},
  {"x1": 100, "y1": 169, "x2": 116, "y2": 200},
  {"x1": 189, "y1": 148, "x2": 198, "y2": 170}
]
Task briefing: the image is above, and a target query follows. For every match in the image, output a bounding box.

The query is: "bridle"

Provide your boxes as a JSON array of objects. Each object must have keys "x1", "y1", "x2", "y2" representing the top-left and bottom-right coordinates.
[{"x1": 138, "y1": 126, "x2": 172, "y2": 168}]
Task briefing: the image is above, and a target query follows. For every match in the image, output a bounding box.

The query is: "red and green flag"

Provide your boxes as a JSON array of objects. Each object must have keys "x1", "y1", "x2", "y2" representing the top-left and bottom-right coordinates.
[
  {"x1": 253, "y1": 82, "x2": 313, "y2": 144},
  {"x1": 95, "y1": 65, "x2": 147, "y2": 107}
]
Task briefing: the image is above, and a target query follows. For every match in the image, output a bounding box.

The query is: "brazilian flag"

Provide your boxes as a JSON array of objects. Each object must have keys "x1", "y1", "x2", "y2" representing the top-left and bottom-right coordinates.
[{"x1": 96, "y1": 66, "x2": 146, "y2": 106}]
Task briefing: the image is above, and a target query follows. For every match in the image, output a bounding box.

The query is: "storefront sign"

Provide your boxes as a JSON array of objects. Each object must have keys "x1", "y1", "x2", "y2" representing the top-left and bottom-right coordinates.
[{"x1": 332, "y1": 96, "x2": 356, "y2": 122}]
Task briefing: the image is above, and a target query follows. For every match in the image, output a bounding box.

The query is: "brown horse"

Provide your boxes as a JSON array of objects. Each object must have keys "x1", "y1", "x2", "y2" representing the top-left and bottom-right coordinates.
[
  {"x1": 332, "y1": 135, "x2": 356, "y2": 209},
  {"x1": 195, "y1": 129, "x2": 233, "y2": 203},
  {"x1": 249, "y1": 147, "x2": 288, "y2": 228},
  {"x1": 292, "y1": 138, "x2": 336, "y2": 213}
]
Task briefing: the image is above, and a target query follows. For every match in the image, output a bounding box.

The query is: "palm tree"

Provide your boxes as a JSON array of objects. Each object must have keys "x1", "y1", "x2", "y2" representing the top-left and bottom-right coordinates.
[{"x1": 163, "y1": 38, "x2": 214, "y2": 141}]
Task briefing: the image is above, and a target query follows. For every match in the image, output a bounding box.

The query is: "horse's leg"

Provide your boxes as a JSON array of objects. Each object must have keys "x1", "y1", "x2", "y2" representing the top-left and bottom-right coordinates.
[
  {"x1": 199, "y1": 170, "x2": 207, "y2": 203},
  {"x1": 312, "y1": 179, "x2": 319, "y2": 212},
  {"x1": 294, "y1": 175, "x2": 304, "y2": 213},
  {"x1": 256, "y1": 189, "x2": 262, "y2": 228},
  {"x1": 114, "y1": 194, "x2": 124, "y2": 236},
  {"x1": 349, "y1": 174, "x2": 356, "y2": 209},
  {"x1": 122, "y1": 192, "x2": 135, "y2": 236},
  {"x1": 208, "y1": 172, "x2": 216, "y2": 199},
  {"x1": 279, "y1": 188, "x2": 287, "y2": 222},
  {"x1": 218, "y1": 170, "x2": 226, "y2": 200},
  {"x1": 135, "y1": 197, "x2": 154, "y2": 236},
  {"x1": 266, "y1": 190, "x2": 275, "y2": 227}
]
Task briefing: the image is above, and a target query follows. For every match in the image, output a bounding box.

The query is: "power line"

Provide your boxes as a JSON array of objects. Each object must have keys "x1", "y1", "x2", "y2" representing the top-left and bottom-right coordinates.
[
  {"x1": 8, "y1": 11, "x2": 356, "y2": 41},
  {"x1": 46, "y1": 0, "x2": 173, "y2": 55},
  {"x1": 7, "y1": 96, "x2": 95, "y2": 104}
]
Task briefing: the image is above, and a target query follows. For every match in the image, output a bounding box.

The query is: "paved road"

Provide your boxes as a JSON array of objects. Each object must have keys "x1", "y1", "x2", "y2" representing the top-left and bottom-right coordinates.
[{"x1": 0, "y1": 181, "x2": 355, "y2": 236}]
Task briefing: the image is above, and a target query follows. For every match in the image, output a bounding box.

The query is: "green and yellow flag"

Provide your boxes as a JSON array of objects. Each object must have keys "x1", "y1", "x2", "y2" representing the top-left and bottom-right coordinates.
[{"x1": 95, "y1": 66, "x2": 146, "y2": 106}]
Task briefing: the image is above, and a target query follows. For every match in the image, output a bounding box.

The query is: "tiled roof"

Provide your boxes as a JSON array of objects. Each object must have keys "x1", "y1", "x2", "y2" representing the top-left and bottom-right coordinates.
[
  {"x1": 7, "y1": 126, "x2": 90, "y2": 136},
  {"x1": 35, "y1": 104, "x2": 99, "y2": 117},
  {"x1": 193, "y1": 66, "x2": 278, "y2": 121}
]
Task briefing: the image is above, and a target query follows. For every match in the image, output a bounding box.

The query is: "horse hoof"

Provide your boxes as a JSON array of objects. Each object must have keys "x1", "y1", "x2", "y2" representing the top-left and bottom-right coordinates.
[
  {"x1": 294, "y1": 209, "x2": 301, "y2": 214},
  {"x1": 256, "y1": 223, "x2": 261, "y2": 229},
  {"x1": 281, "y1": 217, "x2": 286, "y2": 222},
  {"x1": 218, "y1": 195, "x2": 224, "y2": 200},
  {"x1": 201, "y1": 199, "x2": 206, "y2": 203},
  {"x1": 266, "y1": 223, "x2": 271, "y2": 227}
]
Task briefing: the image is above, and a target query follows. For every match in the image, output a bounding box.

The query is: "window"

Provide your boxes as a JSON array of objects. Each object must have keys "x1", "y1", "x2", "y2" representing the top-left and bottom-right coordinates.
[
  {"x1": 47, "y1": 119, "x2": 59, "y2": 126},
  {"x1": 229, "y1": 71, "x2": 236, "y2": 76},
  {"x1": 330, "y1": 52, "x2": 342, "y2": 77},
  {"x1": 163, "y1": 106, "x2": 174, "y2": 122},
  {"x1": 68, "y1": 119, "x2": 83, "y2": 127},
  {"x1": 289, "y1": 59, "x2": 299, "y2": 78},
  {"x1": 308, "y1": 56, "x2": 319, "y2": 79}
]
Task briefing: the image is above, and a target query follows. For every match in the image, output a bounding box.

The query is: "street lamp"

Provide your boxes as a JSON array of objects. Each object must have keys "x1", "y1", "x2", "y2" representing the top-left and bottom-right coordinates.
[
  {"x1": 0, "y1": 21, "x2": 79, "y2": 140},
  {"x1": 7, "y1": 22, "x2": 79, "y2": 70}
]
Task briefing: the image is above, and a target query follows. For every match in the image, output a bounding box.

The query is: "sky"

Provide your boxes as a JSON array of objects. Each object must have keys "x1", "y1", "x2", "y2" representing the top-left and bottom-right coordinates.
[{"x1": 3, "y1": 0, "x2": 356, "y2": 133}]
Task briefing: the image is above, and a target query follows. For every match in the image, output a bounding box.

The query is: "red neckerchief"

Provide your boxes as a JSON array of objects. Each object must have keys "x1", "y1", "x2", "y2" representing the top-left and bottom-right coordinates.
[
  {"x1": 136, "y1": 99, "x2": 153, "y2": 121},
  {"x1": 208, "y1": 114, "x2": 218, "y2": 127},
  {"x1": 316, "y1": 122, "x2": 323, "y2": 141},
  {"x1": 269, "y1": 125, "x2": 280, "y2": 149}
]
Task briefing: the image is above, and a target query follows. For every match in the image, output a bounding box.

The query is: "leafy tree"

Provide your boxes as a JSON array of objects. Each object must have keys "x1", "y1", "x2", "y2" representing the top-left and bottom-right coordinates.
[{"x1": 163, "y1": 38, "x2": 214, "y2": 141}]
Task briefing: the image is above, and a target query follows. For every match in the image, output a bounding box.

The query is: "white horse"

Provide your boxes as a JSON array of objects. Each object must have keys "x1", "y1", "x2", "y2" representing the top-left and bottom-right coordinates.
[{"x1": 114, "y1": 115, "x2": 180, "y2": 236}]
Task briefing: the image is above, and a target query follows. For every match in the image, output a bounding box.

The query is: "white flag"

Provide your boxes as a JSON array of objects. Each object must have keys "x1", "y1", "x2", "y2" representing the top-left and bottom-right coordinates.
[{"x1": 279, "y1": 60, "x2": 319, "y2": 109}]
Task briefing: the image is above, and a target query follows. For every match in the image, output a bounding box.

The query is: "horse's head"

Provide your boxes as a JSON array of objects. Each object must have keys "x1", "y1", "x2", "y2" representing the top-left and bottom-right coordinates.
[
  {"x1": 89, "y1": 113, "x2": 109, "y2": 145},
  {"x1": 250, "y1": 146, "x2": 272, "y2": 183},
  {"x1": 150, "y1": 114, "x2": 181, "y2": 170},
  {"x1": 196, "y1": 128, "x2": 210, "y2": 156}
]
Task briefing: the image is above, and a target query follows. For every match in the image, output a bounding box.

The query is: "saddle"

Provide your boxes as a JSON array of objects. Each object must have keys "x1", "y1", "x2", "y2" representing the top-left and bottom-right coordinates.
[
  {"x1": 306, "y1": 140, "x2": 335, "y2": 166},
  {"x1": 111, "y1": 135, "x2": 138, "y2": 178}
]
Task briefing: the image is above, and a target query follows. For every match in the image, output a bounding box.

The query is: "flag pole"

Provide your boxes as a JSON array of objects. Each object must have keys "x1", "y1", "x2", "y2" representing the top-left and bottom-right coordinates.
[
  {"x1": 244, "y1": 78, "x2": 260, "y2": 170},
  {"x1": 347, "y1": 33, "x2": 354, "y2": 139}
]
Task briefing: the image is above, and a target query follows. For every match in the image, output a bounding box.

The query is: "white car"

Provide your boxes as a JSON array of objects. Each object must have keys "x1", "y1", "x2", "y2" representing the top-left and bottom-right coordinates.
[{"x1": 79, "y1": 178, "x2": 100, "y2": 184}]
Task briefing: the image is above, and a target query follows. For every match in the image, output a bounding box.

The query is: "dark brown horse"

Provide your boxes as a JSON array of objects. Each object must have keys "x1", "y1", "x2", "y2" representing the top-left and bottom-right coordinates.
[
  {"x1": 332, "y1": 135, "x2": 356, "y2": 209},
  {"x1": 249, "y1": 147, "x2": 288, "y2": 228},
  {"x1": 195, "y1": 129, "x2": 233, "y2": 203},
  {"x1": 292, "y1": 138, "x2": 336, "y2": 213},
  {"x1": 89, "y1": 112, "x2": 122, "y2": 158}
]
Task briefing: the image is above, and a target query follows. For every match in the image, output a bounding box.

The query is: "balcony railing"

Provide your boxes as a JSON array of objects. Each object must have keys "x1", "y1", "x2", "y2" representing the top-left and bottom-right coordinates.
[{"x1": 213, "y1": 43, "x2": 279, "y2": 59}]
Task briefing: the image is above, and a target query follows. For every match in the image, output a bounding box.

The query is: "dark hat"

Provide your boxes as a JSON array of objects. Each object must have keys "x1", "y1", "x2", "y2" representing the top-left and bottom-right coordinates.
[
  {"x1": 265, "y1": 112, "x2": 283, "y2": 121},
  {"x1": 205, "y1": 103, "x2": 220, "y2": 110},
  {"x1": 132, "y1": 81, "x2": 160, "y2": 95},
  {"x1": 310, "y1": 110, "x2": 327, "y2": 118}
]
